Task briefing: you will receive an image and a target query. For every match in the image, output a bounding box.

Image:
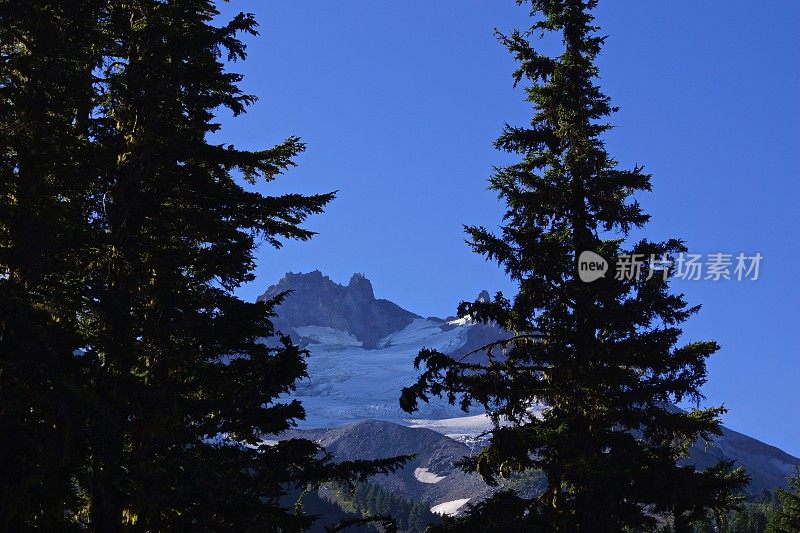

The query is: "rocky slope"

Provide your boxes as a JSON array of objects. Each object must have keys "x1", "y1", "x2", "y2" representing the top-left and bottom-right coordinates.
[{"x1": 283, "y1": 420, "x2": 497, "y2": 511}]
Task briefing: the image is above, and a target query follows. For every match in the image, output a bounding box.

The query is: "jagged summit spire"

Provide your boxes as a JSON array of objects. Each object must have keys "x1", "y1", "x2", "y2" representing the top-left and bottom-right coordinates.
[
  {"x1": 259, "y1": 271, "x2": 418, "y2": 348},
  {"x1": 349, "y1": 272, "x2": 366, "y2": 282},
  {"x1": 347, "y1": 272, "x2": 374, "y2": 299}
]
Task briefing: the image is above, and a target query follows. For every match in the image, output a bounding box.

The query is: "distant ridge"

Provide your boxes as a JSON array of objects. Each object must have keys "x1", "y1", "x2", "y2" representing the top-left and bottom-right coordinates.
[
  {"x1": 258, "y1": 271, "x2": 419, "y2": 348},
  {"x1": 260, "y1": 270, "x2": 800, "y2": 495}
]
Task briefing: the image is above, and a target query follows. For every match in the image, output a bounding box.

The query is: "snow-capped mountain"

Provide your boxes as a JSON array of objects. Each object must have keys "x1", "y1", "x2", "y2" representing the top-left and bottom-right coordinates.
[
  {"x1": 258, "y1": 271, "x2": 508, "y2": 426},
  {"x1": 261, "y1": 271, "x2": 799, "y2": 496}
]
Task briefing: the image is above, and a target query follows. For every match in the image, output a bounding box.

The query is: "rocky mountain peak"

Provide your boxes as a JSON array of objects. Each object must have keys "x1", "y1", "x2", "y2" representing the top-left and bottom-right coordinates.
[
  {"x1": 347, "y1": 272, "x2": 374, "y2": 300},
  {"x1": 258, "y1": 271, "x2": 419, "y2": 349}
]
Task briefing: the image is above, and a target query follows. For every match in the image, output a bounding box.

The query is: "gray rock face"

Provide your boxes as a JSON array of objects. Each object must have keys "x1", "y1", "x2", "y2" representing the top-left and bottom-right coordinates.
[
  {"x1": 258, "y1": 271, "x2": 419, "y2": 348},
  {"x1": 279, "y1": 420, "x2": 495, "y2": 507},
  {"x1": 687, "y1": 425, "x2": 800, "y2": 494}
]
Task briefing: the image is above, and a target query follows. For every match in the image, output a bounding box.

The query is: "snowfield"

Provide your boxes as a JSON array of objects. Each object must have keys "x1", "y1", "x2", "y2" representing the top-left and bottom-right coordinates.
[
  {"x1": 430, "y1": 498, "x2": 471, "y2": 516},
  {"x1": 409, "y1": 414, "x2": 495, "y2": 437},
  {"x1": 413, "y1": 467, "x2": 445, "y2": 484},
  {"x1": 294, "y1": 326, "x2": 362, "y2": 347},
  {"x1": 290, "y1": 318, "x2": 479, "y2": 427},
  {"x1": 409, "y1": 408, "x2": 543, "y2": 443}
]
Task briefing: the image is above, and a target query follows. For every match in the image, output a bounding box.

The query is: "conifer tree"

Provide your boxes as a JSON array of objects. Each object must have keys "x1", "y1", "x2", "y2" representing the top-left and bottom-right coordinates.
[
  {"x1": 3, "y1": 1, "x2": 406, "y2": 530},
  {"x1": 84, "y1": 2, "x2": 407, "y2": 530},
  {"x1": 767, "y1": 468, "x2": 800, "y2": 533},
  {"x1": 1, "y1": 2, "x2": 101, "y2": 528},
  {"x1": 401, "y1": 1, "x2": 747, "y2": 531},
  {"x1": 408, "y1": 501, "x2": 437, "y2": 533}
]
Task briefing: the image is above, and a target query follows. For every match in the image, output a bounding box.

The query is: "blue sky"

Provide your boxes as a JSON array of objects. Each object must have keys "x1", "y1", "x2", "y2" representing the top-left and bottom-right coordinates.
[{"x1": 217, "y1": 2, "x2": 800, "y2": 455}]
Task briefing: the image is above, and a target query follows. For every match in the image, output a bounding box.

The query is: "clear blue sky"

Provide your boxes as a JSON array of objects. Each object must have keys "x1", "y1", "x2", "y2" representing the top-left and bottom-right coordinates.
[{"x1": 216, "y1": 2, "x2": 800, "y2": 455}]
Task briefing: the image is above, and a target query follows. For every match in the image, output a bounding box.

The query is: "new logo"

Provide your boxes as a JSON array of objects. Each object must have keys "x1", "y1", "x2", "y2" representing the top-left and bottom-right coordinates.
[{"x1": 578, "y1": 251, "x2": 608, "y2": 282}]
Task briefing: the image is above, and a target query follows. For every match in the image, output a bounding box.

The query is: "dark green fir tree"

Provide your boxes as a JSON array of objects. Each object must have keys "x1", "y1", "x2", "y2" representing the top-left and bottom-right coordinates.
[
  {"x1": 0, "y1": 2, "x2": 101, "y2": 528},
  {"x1": 767, "y1": 468, "x2": 800, "y2": 533},
  {"x1": 401, "y1": 1, "x2": 748, "y2": 531},
  {"x1": 3, "y1": 1, "x2": 406, "y2": 530}
]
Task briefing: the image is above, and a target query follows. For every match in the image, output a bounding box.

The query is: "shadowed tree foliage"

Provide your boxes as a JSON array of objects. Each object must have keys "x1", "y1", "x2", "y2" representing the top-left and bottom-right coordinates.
[
  {"x1": 0, "y1": 2, "x2": 100, "y2": 529},
  {"x1": 767, "y1": 468, "x2": 800, "y2": 533},
  {"x1": 327, "y1": 481, "x2": 440, "y2": 533},
  {"x1": 2, "y1": 1, "x2": 406, "y2": 530},
  {"x1": 401, "y1": 1, "x2": 748, "y2": 531}
]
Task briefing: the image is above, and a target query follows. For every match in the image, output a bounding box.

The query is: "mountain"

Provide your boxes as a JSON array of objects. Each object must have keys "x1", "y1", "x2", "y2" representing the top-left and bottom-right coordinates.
[
  {"x1": 257, "y1": 271, "x2": 509, "y2": 425},
  {"x1": 259, "y1": 271, "x2": 419, "y2": 348},
  {"x1": 263, "y1": 271, "x2": 799, "y2": 504},
  {"x1": 281, "y1": 419, "x2": 501, "y2": 513}
]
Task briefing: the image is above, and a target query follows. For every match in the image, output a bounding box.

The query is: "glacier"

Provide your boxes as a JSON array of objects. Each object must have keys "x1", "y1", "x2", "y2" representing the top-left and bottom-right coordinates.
[{"x1": 292, "y1": 317, "x2": 479, "y2": 427}]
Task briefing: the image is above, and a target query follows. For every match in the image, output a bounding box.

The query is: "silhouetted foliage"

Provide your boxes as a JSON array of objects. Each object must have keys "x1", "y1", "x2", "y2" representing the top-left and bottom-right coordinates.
[
  {"x1": 1, "y1": 1, "x2": 406, "y2": 530},
  {"x1": 657, "y1": 490, "x2": 778, "y2": 532},
  {"x1": 401, "y1": 1, "x2": 748, "y2": 531},
  {"x1": 327, "y1": 481, "x2": 439, "y2": 533},
  {"x1": 1, "y1": 2, "x2": 100, "y2": 529},
  {"x1": 767, "y1": 468, "x2": 800, "y2": 533}
]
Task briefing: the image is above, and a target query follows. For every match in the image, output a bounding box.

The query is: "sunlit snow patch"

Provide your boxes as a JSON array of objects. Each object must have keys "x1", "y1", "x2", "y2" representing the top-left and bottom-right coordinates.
[
  {"x1": 294, "y1": 326, "x2": 362, "y2": 347},
  {"x1": 378, "y1": 318, "x2": 469, "y2": 352},
  {"x1": 413, "y1": 467, "x2": 445, "y2": 484},
  {"x1": 445, "y1": 316, "x2": 471, "y2": 327},
  {"x1": 409, "y1": 414, "x2": 495, "y2": 437},
  {"x1": 430, "y1": 498, "x2": 470, "y2": 516}
]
